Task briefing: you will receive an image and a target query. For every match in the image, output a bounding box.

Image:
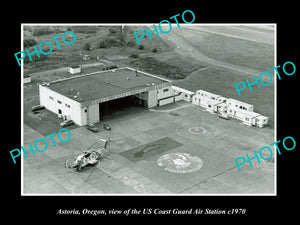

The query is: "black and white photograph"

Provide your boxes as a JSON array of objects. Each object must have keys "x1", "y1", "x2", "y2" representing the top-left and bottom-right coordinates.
[
  {"x1": 21, "y1": 23, "x2": 276, "y2": 195},
  {"x1": 4, "y1": 4, "x2": 298, "y2": 221}
]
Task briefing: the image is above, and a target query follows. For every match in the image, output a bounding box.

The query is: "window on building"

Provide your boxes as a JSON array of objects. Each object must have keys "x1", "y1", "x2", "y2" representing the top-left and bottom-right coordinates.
[
  {"x1": 240, "y1": 106, "x2": 243, "y2": 109},
  {"x1": 84, "y1": 109, "x2": 87, "y2": 113},
  {"x1": 57, "y1": 100, "x2": 62, "y2": 104},
  {"x1": 163, "y1": 88, "x2": 169, "y2": 92},
  {"x1": 65, "y1": 103, "x2": 71, "y2": 108},
  {"x1": 49, "y1": 96, "x2": 54, "y2": 100},
  {"x1": 185, "y1": 94, "x2": 188, "y2": 97}
]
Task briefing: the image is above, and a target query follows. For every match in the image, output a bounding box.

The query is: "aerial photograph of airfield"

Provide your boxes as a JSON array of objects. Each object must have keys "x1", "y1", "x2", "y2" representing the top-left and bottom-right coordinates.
[{"x1": 22, "y1": 24, "x2": 275, "y2": 195}]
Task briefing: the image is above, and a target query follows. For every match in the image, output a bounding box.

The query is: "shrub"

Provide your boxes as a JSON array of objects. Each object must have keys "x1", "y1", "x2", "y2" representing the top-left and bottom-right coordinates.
[
  {"x1": 32, "y1": 27, "x2": 54, "y2": 36},
  {"x1": 98, "y1": 41, "x2": 107, "y2": 48},
  {"x1": 108, "y1": 65, "x2": 118, "y2": 69},
  {"x1": 130, "y1": 53, "x2": 139, "y2": 58},
  {"x1": 152, "y1": 48, "x2": 157, "y2": 53},
  {"x1": 72, "y1": 26, "x2": 96, "y2": 34},
  {"x1": 106, "y1": 38, "x2": 122, "y2": 47},
  {"x1": 128, "y1": 57, "x2": 187, "y2": 79},
  {"x1": 82, "y1": 43, "x2": 91, "y2": 51},
  {"x1": 24, "y1": 39, "x2": 37, "y2": 47},
  {"x1": 108, "y1": 28, "x2": 116, "y2": 34},
  {"x1": 97, "y1": 38, "x2": 122, "y2": 48},
  {"x1": 138, "y1": 44, "x2": 144, "y2": 50},
  {"x1": 126, "y1": 40, "x2": 135, "y2": 47}
]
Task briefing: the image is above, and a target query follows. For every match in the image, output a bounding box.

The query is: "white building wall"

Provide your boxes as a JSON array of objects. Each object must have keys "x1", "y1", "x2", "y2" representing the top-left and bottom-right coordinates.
[
  {"x1": 159, "y1": 97, "x2": 174, "y2": 106},
  {"x1": 88, "y1": 103, "x2": 100, "y2": 125},
  {"x1": 147, "y1": 89, "x2": 158, "y2": 108},
  {"x1": 183, "y1": 94, "x2": 193, "y2": 102},
  {"x1": 192, "y1": 95, "x2": 200, "y2": 105},
  {"x1": 196, "y1": 90, "x2": 220, "y2": 100},
  {"x1": 174, "y1": 94, "x2": 184, "y2": 102},
  {"x1": 226, "y1": 99, "x2": 254, "y2": 112},
  {"x1": 199, "y1": 97, "x2": 211, "y2": 108},
  {"x1": 171, "y1": 86, "x2": 194, "y2": 102},
  {"x1": 81, "y1": 107, "x2": 88, "y2": 126},
  {"x1": 69, "y1": 67, "x2": 81, "y2": 74},
  {"x1": 256, "y1": 116, "x2": 268, "y2": 128},
  {"x1": 157, "y1": 87, "x2": 173, "y2": 100},
  {"x1": 24, "y1": 77, "x2": 31, "y2": 84},
  {"x1": 39, "y1": 85, "x2": 84, "y2": 126}
]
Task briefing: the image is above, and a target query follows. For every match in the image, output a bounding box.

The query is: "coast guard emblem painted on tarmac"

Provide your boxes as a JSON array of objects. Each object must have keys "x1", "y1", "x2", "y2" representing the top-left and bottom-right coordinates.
[{"x1": 157, "y1": 153, "x2": 203, "y2": 173}]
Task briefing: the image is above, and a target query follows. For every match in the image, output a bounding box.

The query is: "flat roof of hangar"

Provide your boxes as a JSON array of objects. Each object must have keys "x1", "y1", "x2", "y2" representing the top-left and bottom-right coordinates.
[{"x1": 45, "y1": 67, "x2": 171, "y2": 103}]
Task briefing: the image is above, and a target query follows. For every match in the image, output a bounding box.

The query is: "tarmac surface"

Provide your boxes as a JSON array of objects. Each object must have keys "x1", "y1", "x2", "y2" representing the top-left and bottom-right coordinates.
[
  {"x1": 22, "y1": 25, "x2": 275, "y2": 195},
  {"x1": 23, "y1": 101, "x2": 275, "y2": 195}
]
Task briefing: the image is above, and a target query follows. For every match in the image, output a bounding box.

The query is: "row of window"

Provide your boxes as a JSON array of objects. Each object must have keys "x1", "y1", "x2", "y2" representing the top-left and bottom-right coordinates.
[
  {"x1": 157, "y1": 88, "x2": 170, "y2": 94},
  {"x1": 228, "y1": 102, "x2": 248, "y2": 111},
  {"x1": 49, "y1": 96, "x2": 71, "y2": 108}
]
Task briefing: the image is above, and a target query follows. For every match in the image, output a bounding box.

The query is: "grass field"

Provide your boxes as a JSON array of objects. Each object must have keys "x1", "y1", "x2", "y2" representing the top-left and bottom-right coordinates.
[{"x1": 178, "y1": 27, "x2": 274, "y2": 72}]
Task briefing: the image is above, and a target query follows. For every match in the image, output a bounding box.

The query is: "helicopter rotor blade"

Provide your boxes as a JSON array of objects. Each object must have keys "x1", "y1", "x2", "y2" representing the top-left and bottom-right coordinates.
[{"x1": 86, "y1": 142, "x2": 98, "y2": 151}]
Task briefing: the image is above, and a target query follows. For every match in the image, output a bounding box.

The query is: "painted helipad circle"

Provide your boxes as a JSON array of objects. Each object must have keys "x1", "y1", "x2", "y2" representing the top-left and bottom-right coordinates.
[
  {"x1": 176, "y1": 123, "x2": 218, "y2": 139},
  {"x1": 157, "y1": 153, "x2": 203, "y2": 173},
  {"x1": 188, "y1": 126, "x2": 207, "y2": 134}
]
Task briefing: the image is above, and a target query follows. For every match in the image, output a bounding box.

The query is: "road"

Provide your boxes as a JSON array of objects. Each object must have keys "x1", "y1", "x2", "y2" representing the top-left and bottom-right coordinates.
[
  {"x1": 159, "y1": 25, "x2": 274, "y2": 80},
  {"x1": 183, "y1": 25, "x2": 274, "y2": 45}
]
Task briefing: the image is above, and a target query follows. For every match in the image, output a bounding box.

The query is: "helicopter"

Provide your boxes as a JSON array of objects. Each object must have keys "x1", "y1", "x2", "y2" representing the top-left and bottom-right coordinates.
[{"x1": 72, "y1": 137, "x2": 111, "y2": 171}]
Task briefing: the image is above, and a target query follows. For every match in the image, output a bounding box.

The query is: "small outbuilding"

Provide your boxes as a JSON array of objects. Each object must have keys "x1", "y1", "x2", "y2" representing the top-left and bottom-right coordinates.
[
  {"x1": 24, "y1": 75, "x2": 31, "y2": 84},
  {"x1": 83, "y1": 55, "x2": 90, "y2": 61},
  {"x1": 69, "y1": 66, "x2": 81, "y2": 74}
]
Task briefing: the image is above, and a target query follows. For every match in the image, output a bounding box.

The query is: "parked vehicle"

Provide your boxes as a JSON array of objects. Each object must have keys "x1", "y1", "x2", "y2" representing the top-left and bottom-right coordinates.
[
  {"x1": 103, "y1": 123, "x2": 111, "y2": 131},
  {"x1": 219, "y1": 111, "x2": 230, "y2": 120},
  {"x1": 60, "y1": 120, "x2": 74, "y2": 127},
  {"x1": 31, "y1": 105, "x2": 45, "y2": 112},
  {"x1": 87, "y1": 124, "x2": 99, "y2": 133}
]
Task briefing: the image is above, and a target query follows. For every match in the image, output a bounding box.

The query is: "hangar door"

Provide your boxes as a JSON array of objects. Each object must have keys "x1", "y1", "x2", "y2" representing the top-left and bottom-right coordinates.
[{"x1": 88, "y1": 103, "x2": 100, "y2": 125}]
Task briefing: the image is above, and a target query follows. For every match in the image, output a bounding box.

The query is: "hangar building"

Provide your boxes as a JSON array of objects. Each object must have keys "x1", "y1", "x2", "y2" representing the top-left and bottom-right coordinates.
[{"x1": 39, "y1": 67, "x2": 174, "y2": 126}]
